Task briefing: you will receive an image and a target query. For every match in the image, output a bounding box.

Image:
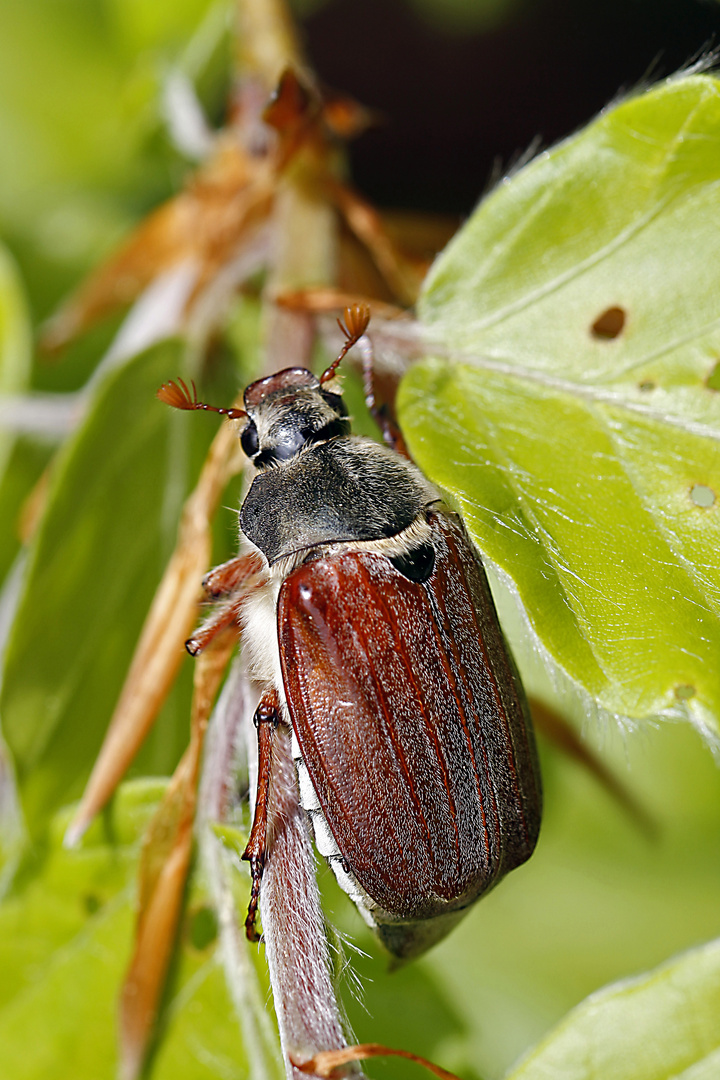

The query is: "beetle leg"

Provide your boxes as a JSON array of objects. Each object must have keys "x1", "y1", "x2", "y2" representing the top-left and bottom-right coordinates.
[
  {"x1": 186, "y1": 552, "x2": 266, "y2": 655},
  {"x1": 185, "y1": 600, "x2": 241, "y2": 656},
  {"x1": 202, "y1": 552, "x2": 264, "y2": 599},
  {"x1": 242, "y1": 688, "x2": 281, "y2": 942},
  {"x1": 357, "y1": 334, "x2": 411, "y2": 459}
]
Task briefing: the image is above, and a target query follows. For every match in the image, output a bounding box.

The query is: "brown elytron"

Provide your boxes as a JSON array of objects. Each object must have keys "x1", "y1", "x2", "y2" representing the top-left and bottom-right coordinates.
[{"x1": 279, "y1": 512, "x2": 540, "y2": 922}]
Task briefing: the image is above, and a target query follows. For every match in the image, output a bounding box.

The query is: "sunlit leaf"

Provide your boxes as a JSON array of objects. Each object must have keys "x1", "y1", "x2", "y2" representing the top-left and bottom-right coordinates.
[
  {"x1": 507, "y1": 936, "x2": 720, "y2": 1080},
  {"x1": 402, "y1": 73, "x2": 720, "y2": 734}
]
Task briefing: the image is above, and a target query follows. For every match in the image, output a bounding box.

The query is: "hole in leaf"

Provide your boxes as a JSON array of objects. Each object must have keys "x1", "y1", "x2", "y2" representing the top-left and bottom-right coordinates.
[
  {"x1": 188, "y1": 905, "x2": 218, "y2": 950},
  {"x1": 706, "y1": 361, "x2": 720, "y2": 391},
  {"x1": 690, "y1": 484, "x2": 715, "y2": 508},
  {"x1": 591, "y1": 306, "x2": 626, "y2": 339},
  {"x1": 675, "y1": 684, "x2": 696, "y2": 701},
  {"x1": 638, "y1": 380, "x2": 655, "y2": 392}
]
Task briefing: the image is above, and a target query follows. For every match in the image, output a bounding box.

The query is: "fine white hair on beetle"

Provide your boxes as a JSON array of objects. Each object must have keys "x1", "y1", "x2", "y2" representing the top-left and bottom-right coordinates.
[
  {"x1": 258, "y1": 728, "x2": 369, "y2": 1080},
  {"x1": 198, "y1": 655, "x2": 366, "y2": 1077}
]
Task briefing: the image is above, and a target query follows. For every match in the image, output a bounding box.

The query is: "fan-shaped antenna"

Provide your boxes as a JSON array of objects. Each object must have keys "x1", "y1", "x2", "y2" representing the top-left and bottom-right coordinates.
[
  {"x1": 156, "y1": 378, "x2": 247, "y2": 420},
  {"x1": 320, "y1": 303, "x2": 371, "y2": 385}
]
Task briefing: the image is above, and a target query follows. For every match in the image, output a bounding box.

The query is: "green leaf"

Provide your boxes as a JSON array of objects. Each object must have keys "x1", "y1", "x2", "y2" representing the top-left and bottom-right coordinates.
[
  {"x1": 402, "y1": 73, "x2": 720, "y2": 733},
  {"x1": 210, "y1": 821, "x2": 249, "y2": 857},
  {"x1": 0, "y1": 240, "x2": 32, "y2": 583},
  {"x1": 0, "y1": 241, "x2": 31, "y2": 398},
  {"x1": 0, "y1": 0, "x2": 215, "y2": 227},
  {"x1": 0, "y1": 438, "x2": 51, "y2": 592},
  {"x1": 0, "y1": 779, "x2": 271, "y2": 1080},
  {"x1": 0, "y1": 780, "x2": 165, "y2": 1013},
  {"x1": 0, "y1": 340, "x2": 209, "y2": 841},
  {"x1": 506, "y1": 936, "x2": 720, "y2": 1080},
  {"x1": 0, "y1": 0, "x2": 229, "y2": 324}
]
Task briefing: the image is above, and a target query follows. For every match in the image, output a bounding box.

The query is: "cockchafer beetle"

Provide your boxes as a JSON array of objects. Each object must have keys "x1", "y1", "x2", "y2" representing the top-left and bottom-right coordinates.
[{"x1": 158, "y1": 304, "x2": 541, "y2": 961}]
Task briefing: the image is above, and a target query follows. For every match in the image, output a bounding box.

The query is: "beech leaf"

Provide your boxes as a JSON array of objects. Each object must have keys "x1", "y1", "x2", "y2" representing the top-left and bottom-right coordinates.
[
  {"x1": 401, "y1": 72, "x2": 720, "y2": 734},
  {"x1": 507, "y1": 937, "x2": 720, "y2": 1080}
]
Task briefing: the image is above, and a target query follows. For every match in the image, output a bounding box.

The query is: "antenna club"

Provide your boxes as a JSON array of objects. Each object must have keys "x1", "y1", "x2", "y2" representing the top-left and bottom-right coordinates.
[
  {"x1": 156, "y1": 378, "x2": 247, "y2": 420},
  {"x1": 342, "y1": 302, "x2": 371, "y2": 341},
  {"x1": 156, "y1": 378, "x2": 199, "y2": 410},
  {"x1": 320, "y1": 302, "x2": 372, "y2": 386}
]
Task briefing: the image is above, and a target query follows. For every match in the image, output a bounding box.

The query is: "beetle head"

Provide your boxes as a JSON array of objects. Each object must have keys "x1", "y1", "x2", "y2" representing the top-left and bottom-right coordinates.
[
  {"x1": 157, "y1": 303, "x2": 370, "y2": 469},
  {"x1": 240, "y1": 368, "x2": 350, "y2": 468}
]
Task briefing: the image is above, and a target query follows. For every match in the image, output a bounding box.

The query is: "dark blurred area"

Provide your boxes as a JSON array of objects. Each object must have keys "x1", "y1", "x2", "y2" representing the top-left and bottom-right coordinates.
[{"x1": 301, "y1": 0, "x2": 720, "y2": 213}]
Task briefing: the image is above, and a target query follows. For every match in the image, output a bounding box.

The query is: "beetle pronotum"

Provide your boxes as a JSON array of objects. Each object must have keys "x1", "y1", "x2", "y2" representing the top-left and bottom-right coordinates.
[{"x1": 158, "y1": 304, "x2": 541, "y2": 960}]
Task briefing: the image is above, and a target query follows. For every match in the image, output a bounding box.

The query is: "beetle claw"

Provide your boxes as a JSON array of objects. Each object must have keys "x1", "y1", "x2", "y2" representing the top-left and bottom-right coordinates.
[{"x1": 242, "y1": 854, "x2": 264, "y2": 941}]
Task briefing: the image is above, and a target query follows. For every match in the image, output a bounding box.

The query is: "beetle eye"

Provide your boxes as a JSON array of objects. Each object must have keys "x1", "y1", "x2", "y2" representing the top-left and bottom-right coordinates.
[{"x1": 241, "y1": 421, "x2": 259, "y2": 459}]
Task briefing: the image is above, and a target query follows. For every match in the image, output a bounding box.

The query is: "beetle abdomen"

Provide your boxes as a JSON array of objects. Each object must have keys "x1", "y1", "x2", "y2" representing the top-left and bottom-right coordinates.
[{"x1": 278, "y1": 513, "x2": 541, "y2": 927}]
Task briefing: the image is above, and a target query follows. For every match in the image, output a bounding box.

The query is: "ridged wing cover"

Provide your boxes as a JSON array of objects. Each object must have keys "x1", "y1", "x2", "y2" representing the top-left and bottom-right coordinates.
[{"x1": 278, "y1": 513, "x2": 541, "y2": 920}]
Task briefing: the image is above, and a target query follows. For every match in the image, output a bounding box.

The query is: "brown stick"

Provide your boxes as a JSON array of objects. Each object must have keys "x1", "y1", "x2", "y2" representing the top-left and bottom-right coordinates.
[{"x1": 292, "y1": 1043, "x2": 463, "y2": 1080}]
